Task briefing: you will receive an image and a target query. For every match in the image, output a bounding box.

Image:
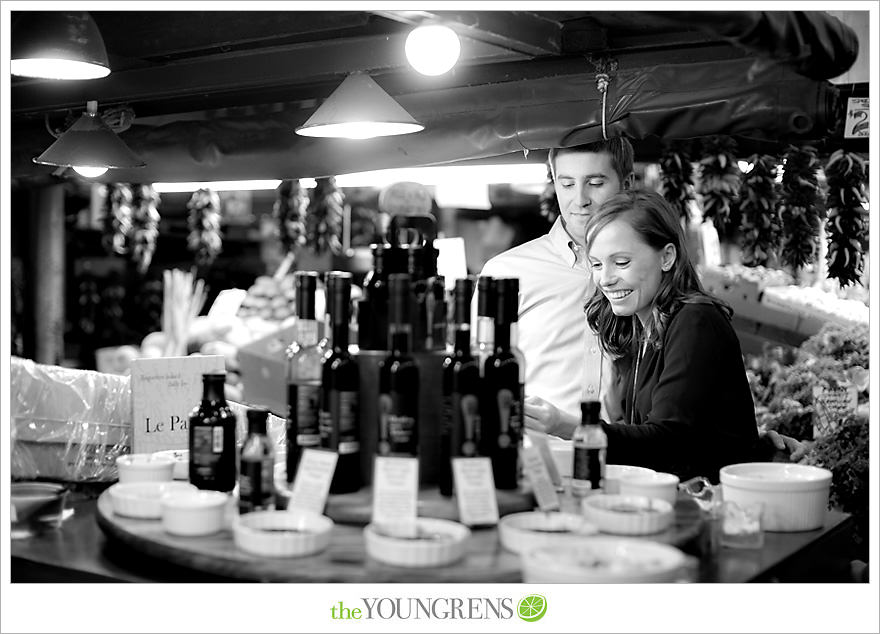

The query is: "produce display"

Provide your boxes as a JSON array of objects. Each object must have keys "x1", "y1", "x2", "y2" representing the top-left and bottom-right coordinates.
[
  {"x1": 761, "y1": 285, "x2": 869, "y2": 327},
  {"x1": 237, "y1": 275, "x2": 297, "y2": 322}
]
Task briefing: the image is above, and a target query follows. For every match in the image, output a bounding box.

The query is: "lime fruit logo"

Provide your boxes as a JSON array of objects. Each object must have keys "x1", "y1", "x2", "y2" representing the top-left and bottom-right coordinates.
[{"x1": 517, "y1": 594, "x2": 547, "y2": 622}]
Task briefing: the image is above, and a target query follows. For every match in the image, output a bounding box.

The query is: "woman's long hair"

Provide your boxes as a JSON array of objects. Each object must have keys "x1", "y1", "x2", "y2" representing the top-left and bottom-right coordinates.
[{"x1": 584, "y1": 190, "x2": 731, "y2": 358}]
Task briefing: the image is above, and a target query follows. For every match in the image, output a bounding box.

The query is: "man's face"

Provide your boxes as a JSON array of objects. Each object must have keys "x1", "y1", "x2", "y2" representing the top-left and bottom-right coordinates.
[{"x1": 553, "y1": 150, "x2": 628, "y2": 248}]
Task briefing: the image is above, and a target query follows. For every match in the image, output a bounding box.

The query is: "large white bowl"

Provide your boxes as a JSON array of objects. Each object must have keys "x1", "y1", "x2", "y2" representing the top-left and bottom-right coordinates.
[
  {"x1": 582, "y1": 494, "x2": 674, "y2": 536},
  {"x1": 498, "y1": 511, "x2": 598, "y2": 554},
  {"x1": 719, "y1": 462, "x2": 832, "y2": 532},
  {"x1": 364, "y1": 518, "x2": 470, "y2": 567},
  {"x1": 109, "y1": 481, "x2": 198, "y2": 519},
  {"x1": 604, "y1": 465, "x2": 657, "y2": 494},
  {"x1": 522, "y1": 537, "x2": 690, "y2": 583},
  {"x1": 234, "y1": 510, "x2": 333, "y2": 557},
  {"x1": 618, "y1": 471, "x2": 680, "y2": 506}
]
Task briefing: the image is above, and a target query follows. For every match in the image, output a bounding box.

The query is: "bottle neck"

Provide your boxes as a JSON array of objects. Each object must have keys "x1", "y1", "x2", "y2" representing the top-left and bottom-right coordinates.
[
  {"x1": 494, "y1": 322, "x2": 514, "y2": 352},
  {"x1": 296, "y1": 318, "x2": 319, "y2": 345},
  {"x1": 389, "y1": 326, "x2": 412, "y2": 356},
  {"x1": 332, "y1": 320, "x2": 349, "y2": 350},
  {"x1": 477, "y1": 316, "x2": 494, "y2": 345},
  {"x1": 453, "y1": 326, "x2": 472, "y2": 356},
  {"x1": 247, "y1": 421, "x2": 267, "y2": 435},
  {"x1": 202, "y1": 377, "x2": 226, "y2": 402}
]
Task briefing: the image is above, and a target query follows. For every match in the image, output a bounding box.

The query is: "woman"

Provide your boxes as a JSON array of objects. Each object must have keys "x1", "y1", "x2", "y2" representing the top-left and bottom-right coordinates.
[{"x1": 527, "y1": 189, "x2": 770, "y2": 482}]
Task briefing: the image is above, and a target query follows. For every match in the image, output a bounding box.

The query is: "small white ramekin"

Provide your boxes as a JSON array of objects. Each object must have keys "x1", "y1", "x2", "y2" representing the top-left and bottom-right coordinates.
[
  {"x1": 160, "y1": 490, "x2": 231, "y2": 536},
  {"x1": 498, "y1": 511, "x2": 598, "y2": 554},
  {"x1": 109, "y1": 481, "x2": 198, "y2": 519},
  {"x1": 364, "y1": 518, "x2": 470, "y2": 567},
  {"x1": 604, "y1": 465, "x2": 657, "y2": 494},
  {"x1": 151, "y1": 449, "x2": 190, "y2": 480},
  {"x1": 233, "y1": 510, "x2": 333, "y2": 557},
  {"x1": 618, "y1": 471, "x2": 680, "y2": 506},
  {"x1": 582, "y1": 494, "x2": 674, "y2": 536},
  {"x1": 116, "y1": 453, "x2": 175, "y2": 484}
]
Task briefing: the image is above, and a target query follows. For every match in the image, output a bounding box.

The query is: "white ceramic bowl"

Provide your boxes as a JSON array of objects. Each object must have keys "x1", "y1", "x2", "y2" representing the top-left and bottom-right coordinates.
[
  {"x1": 151, "y1": 449, "x2": 189, "y2": 480},
  {"x1": 604, "y1": 465, "x2": 657, "y2": 494},
  {"x1": 160, "y1": 490, "x2": 231, "y2": 536},
  {"x1": 364, "y1": 518, "x2": 470, "y2": 567},
  {"x1": 234, "y1": 510, "x2": 333, "y2": 557},
  {"x1": 618, "y1": 471, "x2": 680, "y2": 506},
  {"x1": 116, "y1": 453, "x2": 175, "y2": 484},
  {"x1": 719, "y1": 462, "x2": 832, "y2": 532},
  {"x1": 498, "y1": 511, "x2": 598, "y2": 554},
  {"x1": 582, "y1": 494, "x2": 674, "y2": 536},
  {"x1": 109, "y1": 481, "x2": 198, "y2": 519},
  {"x1": 522, "y1": 537, "x2": 690, "y2": 583}
]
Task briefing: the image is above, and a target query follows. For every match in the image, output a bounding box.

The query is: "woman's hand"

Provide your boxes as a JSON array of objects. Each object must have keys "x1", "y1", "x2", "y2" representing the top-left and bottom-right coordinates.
[
  {"x1": 524, "y1": 395, "x2": 561, "y2": 435},
  {"x1": 762, "y1": 429, "x2": 813, "y2": 462}
]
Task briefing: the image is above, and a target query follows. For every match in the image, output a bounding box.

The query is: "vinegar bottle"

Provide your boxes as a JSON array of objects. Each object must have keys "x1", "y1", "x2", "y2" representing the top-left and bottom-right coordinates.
[
  {"x1": 320, "y1": 271, "x2": 362, "y2": 494},
  {"x1": 189, "y1": 372, "x2": 237, "y2": 492},
  {"x1": 571, "y1": 400, "x2": 607, "y2": 497},
  {"x1": 239, "y1": 408, "x2": 275, "y2": 513}
]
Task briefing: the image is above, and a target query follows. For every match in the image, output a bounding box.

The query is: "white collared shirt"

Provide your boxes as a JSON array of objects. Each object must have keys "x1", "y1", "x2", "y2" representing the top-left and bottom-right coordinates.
[{"x1": 476, "y1": 217, "x2": 606, "y2": 419}]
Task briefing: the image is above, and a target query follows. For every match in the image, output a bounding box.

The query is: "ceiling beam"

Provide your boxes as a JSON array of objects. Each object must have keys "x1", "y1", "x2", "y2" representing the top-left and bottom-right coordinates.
[{"x1": 372, "y1": 10, "x2": 565, "y2": 56}]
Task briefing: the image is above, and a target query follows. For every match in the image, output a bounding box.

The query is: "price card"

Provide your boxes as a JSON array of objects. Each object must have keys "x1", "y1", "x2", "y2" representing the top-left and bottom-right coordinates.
[
  {"x1": 452, "y1": 457, "x2": 500, "y2": 526},
  {"x1": 371, "y1": 456, "x2": 419, "y2": 537},
  {"x1": 521, "y1": 445, "x2": 561, "y2": 511},
  {"x1": 524, "y1": 430, "x2": 562, "y2": 488},
  {"x1": 288, "y1": 449, "x2": 338, "y2": 514}
]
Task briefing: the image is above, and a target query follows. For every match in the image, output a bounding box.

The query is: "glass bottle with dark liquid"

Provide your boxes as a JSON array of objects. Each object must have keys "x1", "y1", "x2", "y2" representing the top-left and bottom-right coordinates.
[
  {"x1": 189, "y1": 372, "x2": 237, "y2": 492},
  {"x1": 377, "y1": 274, "x2": 420, "y2": 457},
  {"x1": 480, "y1": 278, "x2": 525, "y2": 490},
  {"x1": 440, "y1": 276, "x2": 481, "y2": 496},
  {"x1": 285, "y1": 271, "x2": 323, "y2": 484},
  {"x1": 239, "y1": 408, "x2": 275, "y2": 513},
  {"x1": 319, "y1": 271, "x2": 362, "y2": 493},
  {"x1": 476, "y1": 275, "x2": 495, "y2": 376}
]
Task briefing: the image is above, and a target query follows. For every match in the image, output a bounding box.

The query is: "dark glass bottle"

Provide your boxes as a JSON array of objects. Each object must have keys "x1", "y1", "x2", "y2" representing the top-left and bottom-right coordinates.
[
  {"x1": 572, "y1": 400, "x2": 607, "y2": 497},
  {"x1": 480, "y1": 278, "x2": 525, "y2": 490},
  {"x1": 357, "y1": 243, "x2": 389, "y2": 351},
  {"x1": 476, "y1": 275, "x2": 495, "y2": 376},
  {"x1": 285, "y1": 271, "x2": 323, "y2": 484},
  {"x1": 189, "y1": 372, "x2": 237, "y2": 492},
  {"x1": 377, "y1": 274, "x2": 420, "y2": 457},
  {"x1": 440, "y1": 277, "x2": 481, "y2": 496},
  {"x1": 319, "y1": 272, "x2": 362, "y2": 494},
  {"x1": 239, "y1": 408, "x2": 275, "y2": 513}
]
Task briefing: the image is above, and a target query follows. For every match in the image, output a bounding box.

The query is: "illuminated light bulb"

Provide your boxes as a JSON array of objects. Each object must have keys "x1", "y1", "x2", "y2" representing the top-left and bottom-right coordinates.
[
  {"x1": 73, "y1": 165, "x2": 109, "y2": 178},
  {"x1": 11, "y1": 58, "x2": 110, "y2": 80},
  {"x1": 405, "y1": 25, "x2": 461, "y2": 76}
]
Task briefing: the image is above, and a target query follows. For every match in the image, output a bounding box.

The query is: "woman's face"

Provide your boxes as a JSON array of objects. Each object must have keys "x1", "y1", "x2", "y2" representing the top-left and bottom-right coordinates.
[{"x1": 588, "y1": 218, "x2": 673, "y2": 325}]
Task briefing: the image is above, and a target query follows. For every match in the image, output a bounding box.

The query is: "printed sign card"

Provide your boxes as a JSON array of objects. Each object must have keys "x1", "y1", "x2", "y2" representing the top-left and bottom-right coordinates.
[
  {"x1": 844, "y1": 97, "x2": 869, "y2": 139},
  {"x1": 131, "y1": 355, "x2": 226, "y2": 454},
  {"x1": 521, "y1": 445, "x2": 561, "y2": 511},
  {"x1": 452, "y1": 457, "x2": 500, "y2": 526},
  {"x1": 288, "y1": 449, "x2": 339, "y2": 514},
  {"x1": 524, "y1": 430, "x2": 562, "y2": 488},
  {"x1": 812, "y1": 385, "x2": 858, "y2": 438},
  {"x1": 372, "y1": 456, "x2": 419, "y2": 537}
]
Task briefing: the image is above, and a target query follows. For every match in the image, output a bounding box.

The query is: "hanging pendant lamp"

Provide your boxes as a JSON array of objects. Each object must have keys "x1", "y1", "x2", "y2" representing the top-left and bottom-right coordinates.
[
  {"x1": 11, "y1": 11, "x2": 111, "y2": 80},
  {"x1": 34, "y1": 101, "x2": 146, "y2": 177},
  {"x1": 295, "y1": 73, "x2": 424, "y2": 139}
]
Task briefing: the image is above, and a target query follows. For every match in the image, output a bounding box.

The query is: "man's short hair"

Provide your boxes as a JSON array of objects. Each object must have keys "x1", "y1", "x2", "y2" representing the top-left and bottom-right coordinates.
[{"x1": 548, "y1": 138, "x2": 634, "y2": 184}]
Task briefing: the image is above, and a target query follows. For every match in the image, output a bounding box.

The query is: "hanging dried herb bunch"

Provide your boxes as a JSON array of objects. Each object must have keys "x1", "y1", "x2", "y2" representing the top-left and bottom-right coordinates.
[
  {"x1": 273, "y1": 179, "x2": 308, "y2": 255},
  {"x1": 738, "y1": 155, "x2": 782, "y2": 267},
  {"x1": 306, "y1": 176, "x2": 344, "y2": 255},
  {"x1": 824, "y1": 150, "x2": 868, "y2": 287},
  {"x1": 696, "y1": 135, "x2": 741, "y2": 238},
  {"x1": 539, "y1": 163, "x2": 560, "y2": 223},
  {"x1": 779, "y1": 145, "x2": 823, "y2": 271},
  {"x1": 187, "y1": 188, "x2": 223, "y2": 267},
  {"x1": 659, "y1": 141, "x2": 694, "y2": 223},
  {"x1": 130, "y1": 184, "x2": 161, "y2": 274},
  {"x1": 102, "y1": 183, "x2": 134, "y2": 255}
]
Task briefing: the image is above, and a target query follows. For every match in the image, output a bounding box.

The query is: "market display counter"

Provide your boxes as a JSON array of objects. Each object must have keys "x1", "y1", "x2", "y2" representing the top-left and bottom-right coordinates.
[{"x1": 10, "y1": 491, "x2": 856, "y2": 584}]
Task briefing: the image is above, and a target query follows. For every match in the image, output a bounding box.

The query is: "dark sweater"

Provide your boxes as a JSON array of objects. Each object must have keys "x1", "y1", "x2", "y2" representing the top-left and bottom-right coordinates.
[{"x1": 602, "y1": 301, "x2": 768, "y2": 483}]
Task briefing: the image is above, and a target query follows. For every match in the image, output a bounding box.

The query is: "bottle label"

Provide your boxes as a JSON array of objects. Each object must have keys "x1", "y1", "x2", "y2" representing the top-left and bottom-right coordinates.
[
  {"x1": 573, "y1": 446, "x2": 605, "y2": 489},
  {"x1": 289, "y1": 383, "x2": 321, "y2": 448},
  {"x1": 212, "y1": 426, "x2": 224, "y2": 453},
  {"x1": 192, "y1": 426, "x2": 219, "y2": 470},
  {"x1": 458, "y1": 394, "x2": 480, "y2": 457},
  {"x1": 388, "y1": 415, "x2": 417, "y2": 454}
]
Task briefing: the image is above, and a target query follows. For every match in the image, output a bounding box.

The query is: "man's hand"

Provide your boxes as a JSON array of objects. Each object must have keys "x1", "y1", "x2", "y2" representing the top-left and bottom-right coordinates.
[{"x1": 763, "y1": 429, "x2": 813, "y2": 462}]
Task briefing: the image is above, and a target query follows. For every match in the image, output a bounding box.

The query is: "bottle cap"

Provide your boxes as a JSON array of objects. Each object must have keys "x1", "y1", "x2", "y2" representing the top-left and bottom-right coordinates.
[
  {"x1": 580, "y1": 400, "x2": 602, "y2": 424},
  {"x1": 246, "y1": 407, "x2": 269, "y2": 434},
  {"x1": 327, "y1": 271, "x2": 352, "y2": 323},
  {"x1": 494, "y1": 278, "x2": 519, "y2": 325},
  {"x1": 294, "y1": 271, "x2": 318, "y2": 319},
  {"x1": 454, "y1": 277, "x2": 475, "y2": 324}
]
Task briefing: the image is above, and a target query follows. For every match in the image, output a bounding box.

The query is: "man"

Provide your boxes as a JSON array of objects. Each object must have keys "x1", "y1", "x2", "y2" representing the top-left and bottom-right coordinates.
[{"x1": 477, "y1": 138, "x2": 634, "y2": 423}]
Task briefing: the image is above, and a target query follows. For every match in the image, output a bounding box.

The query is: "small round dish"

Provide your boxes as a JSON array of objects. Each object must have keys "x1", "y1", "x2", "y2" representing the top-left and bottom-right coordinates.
[
  {"x1": 116, "y1": 453, "x2": 175, "y2": 483},
  {"x1": 151, "y1": 449, "x2": 189, "y2": 480},
  {"x1": 604, "y1": 465, "x2": 657, "y2": 494},
  {"x1": 498, "y1": 511, "x2": 598, "y2": 554},
  {"x1": 160, "y1": 490, "x2": 231, "y2": 536},
  {"x1": 234, "y1": 510, "x2": 333, "y2": 557},
  {"x1": 618, "y1": 471, "x2": 680, "y2": 506},
  {"x1": 521, "y1": 536, "x2": 690, "y2": 583},
  {"x1": 11, "y1": 482, "x2": 68, "y2": 538},
  {"x1": 364, "y1": 518, "x2": 470, "y2": 568},
  {"x1": 582, "y1": 494, "x2": 674, "y2": 536},
  {"x1": 108, "y1": 481, "x2": 198, "y2": 519}
]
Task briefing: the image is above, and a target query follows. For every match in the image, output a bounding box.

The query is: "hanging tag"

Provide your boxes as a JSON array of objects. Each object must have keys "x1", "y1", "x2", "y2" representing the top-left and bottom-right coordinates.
[
  {"x1": 288, "y1": 448, "x2": 338, "y2": 514},
  {"x1": 452, "y1": 457, "x2": 500, "y2": 526},
  {"x1": 372, "y1": 456, "x2": 419, "y2": 537}
]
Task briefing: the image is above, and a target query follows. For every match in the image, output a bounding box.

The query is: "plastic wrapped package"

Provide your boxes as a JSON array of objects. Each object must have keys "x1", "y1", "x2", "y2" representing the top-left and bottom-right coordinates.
[{"x1": 11, "y1": 356, "x2": 132, "y2": 482}]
